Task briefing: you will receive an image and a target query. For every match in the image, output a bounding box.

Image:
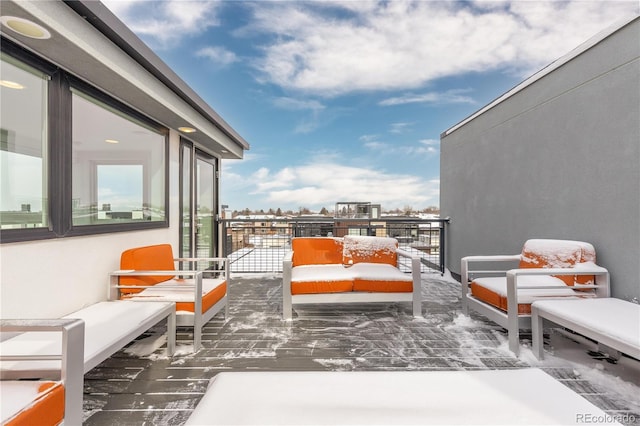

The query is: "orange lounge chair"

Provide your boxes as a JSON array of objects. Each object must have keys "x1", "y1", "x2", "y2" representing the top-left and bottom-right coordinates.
[
  {"x1": 461, "y1": 239, "x2": 610, "y2": 355},
  {"x1": 109, "y1": 244, "x2": 229, "y2": 350}
]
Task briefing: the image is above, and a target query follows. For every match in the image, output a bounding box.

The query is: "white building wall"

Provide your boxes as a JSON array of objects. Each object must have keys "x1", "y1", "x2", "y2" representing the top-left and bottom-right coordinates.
[
  {"x1": 0, "y1": 130, "x2": 181, "y2": 318},
  {"x1": 440, "y1": 17, "x2": 640, "y2": 301}
]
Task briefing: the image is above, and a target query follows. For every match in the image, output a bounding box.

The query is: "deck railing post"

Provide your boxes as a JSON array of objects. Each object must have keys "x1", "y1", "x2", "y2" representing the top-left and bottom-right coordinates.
[{"x1": 440, "y1": 220, "x2": 446, "y2": 274}]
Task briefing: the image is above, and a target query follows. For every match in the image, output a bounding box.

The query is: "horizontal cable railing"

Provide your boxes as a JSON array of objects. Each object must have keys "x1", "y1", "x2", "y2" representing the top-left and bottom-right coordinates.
[{"x1": 220, "y1": 217, "x2": 449, "y2": 274}]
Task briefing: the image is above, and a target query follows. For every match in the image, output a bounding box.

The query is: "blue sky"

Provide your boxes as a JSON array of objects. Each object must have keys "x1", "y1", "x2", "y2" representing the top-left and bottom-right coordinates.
[{"x1": 103, "y1": 0, "x2": 638, "y2": 213}]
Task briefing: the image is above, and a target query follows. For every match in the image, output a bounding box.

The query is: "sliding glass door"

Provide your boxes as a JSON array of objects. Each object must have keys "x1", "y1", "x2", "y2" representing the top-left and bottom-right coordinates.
[{"x1": 180, "y1": 141, "x2": 219, "y2": 262}]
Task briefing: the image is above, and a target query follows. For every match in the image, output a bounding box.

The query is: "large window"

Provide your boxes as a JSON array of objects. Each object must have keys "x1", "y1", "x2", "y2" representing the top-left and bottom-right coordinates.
[
  {"x1": 0, "y1": 41, "x2": 168, "y2": 243},
  {"x1": 71, "y1": 91, "x2": 166, "y2": 226},
  {"x1": 0, "y1": 53, "x2": 48, "y2": 230}
]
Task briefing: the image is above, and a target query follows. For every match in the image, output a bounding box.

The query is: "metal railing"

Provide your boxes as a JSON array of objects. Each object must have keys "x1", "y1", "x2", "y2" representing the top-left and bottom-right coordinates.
[{"x1": 220, "y1": 217, "x2": 449, "y2": 274}]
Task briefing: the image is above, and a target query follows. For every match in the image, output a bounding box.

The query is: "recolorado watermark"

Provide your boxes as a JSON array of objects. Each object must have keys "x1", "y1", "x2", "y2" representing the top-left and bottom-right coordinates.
[{"x1": 576, "y1": 413, "x2": 637, "y2": 424}]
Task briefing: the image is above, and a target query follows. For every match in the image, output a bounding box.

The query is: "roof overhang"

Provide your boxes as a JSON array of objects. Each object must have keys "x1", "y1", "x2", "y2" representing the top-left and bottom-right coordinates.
[{"x1": 0, "y1": 0, "x2": 249, "y2": 159}]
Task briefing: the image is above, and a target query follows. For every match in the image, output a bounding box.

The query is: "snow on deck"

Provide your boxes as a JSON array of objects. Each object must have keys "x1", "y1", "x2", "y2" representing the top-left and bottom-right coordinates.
[
  {"x1": 79, "y1": 274, "x2": 640, "y2": 426},
  {"x1": 186, "y1": 369, "x2": 615, "y2": 425}
]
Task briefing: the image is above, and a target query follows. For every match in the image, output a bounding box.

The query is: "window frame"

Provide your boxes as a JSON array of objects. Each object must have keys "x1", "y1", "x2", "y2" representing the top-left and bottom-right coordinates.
[{"x1": 0, "y1": 38, "x2": 169, "y2": 243}]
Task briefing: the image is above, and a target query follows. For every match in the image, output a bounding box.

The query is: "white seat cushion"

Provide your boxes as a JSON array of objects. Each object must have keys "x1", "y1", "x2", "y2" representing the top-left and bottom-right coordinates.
[
  {"x1": 472, "y1": 276, "x2": 580, "y2": 305},
  {"x1": 349, "y1": 263, "x2": 412, "y2": 282},
  {"x1": 532, "y1": 298, "x2": 640, "y2": 349},
  {"x1": 1, "y1": 381, "x2": 54, "y2": 423},
  {"x1": 126, "y1": 278, "x2": 225, "y2": 302},
  {"x1": 291, "y1": 264, "x2": 354, "y2": 282}
]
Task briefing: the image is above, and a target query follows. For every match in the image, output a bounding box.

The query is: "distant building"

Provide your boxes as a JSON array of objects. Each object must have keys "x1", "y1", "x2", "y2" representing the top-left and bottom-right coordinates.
[
  {"x1": 334, "y1": 202, "x2": 381, "y2": 219},
  {"x1": 333, "y1": 202, "x2": 380, "y2": 237}
]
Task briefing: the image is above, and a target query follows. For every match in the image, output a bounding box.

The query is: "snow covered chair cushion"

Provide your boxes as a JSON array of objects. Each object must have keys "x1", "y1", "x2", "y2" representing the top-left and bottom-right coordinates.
[
  {"x1": 119, "y1": 244, "x2": 227, "y2": 314},
  {"x1": 290, "y1": 264, "x2": 355, "y2": 295},
  {"x1": 342, "y1": 235, "x2": 398, "y2": 266},
  {"x1": 290, "y1": 238, "x2": 353, "y2": 294},
  {"x1": 349, "y1": 263, "x2": 413, "y2": 293},
  {"x1": 519, "y1": 239, "x2": 596, "y2": 287},
  {"x1": 2, "y1": 381, "x2": 64, "y2": 426},
  {"x1": 470, "y1": 239, "x2": 597, "y2": 314}
]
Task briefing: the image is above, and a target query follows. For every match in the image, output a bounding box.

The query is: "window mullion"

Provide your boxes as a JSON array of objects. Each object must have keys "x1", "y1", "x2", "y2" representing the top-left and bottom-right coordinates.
[{"x1": 48, "y1": 71, "x2": 72, "y2": 237}]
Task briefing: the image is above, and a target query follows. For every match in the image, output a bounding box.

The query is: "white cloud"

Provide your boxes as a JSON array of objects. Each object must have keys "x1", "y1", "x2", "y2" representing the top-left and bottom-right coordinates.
[
  {"x1": 245, "y1": 162, "x2": 439, "y2": 210},
  {"x1": 272, "y1": 97, "x2": 327, "y2": 134},
  {"x1": 253, "y1": 167, "x2": 296, "y2": 191},
  {"x1": 379, "y1": 89, "x2": 476, "y2": 106},
  {"x1": 363, "y1": 138, "x2": 440, "y2": 156},
  {"x1": 359, "y1": 134, "x2": 379, "y2": 143},
  {"x1": 390, "y1": 122, "x2": 414, "y2": 134},
  {"x1": 272, "y1": 97, "x2": 325, "y2": 112},
  {"x1": 293, "y1": 121, "x2": 319, "y2": 134},
  {"x1": 250, "y1": 1, "x2": 638, "y2": 96},
  {"x1": 103, "y1": 0, "x2": 222, "y2": 47},
  {"x1": 363, "y1": 141, "x2": 387, "y2": 150},
  {"x1": 416, "y1": 139, "x2": 440, "y2": 155},
  {"x1": 196, "y1": 46, "x2": 238, "y2": 66}
]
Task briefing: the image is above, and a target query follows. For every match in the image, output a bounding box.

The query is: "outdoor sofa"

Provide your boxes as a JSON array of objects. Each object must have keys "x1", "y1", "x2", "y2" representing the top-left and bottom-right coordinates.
[{"x1": 282, "y1": 235, "x2": 422, "y2": 319}]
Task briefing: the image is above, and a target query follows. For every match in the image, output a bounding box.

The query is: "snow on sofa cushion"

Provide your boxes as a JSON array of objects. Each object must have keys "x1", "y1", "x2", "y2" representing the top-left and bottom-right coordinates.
[
  {"x1": 119, "y1": 244, "x2": 227, "y2": 313},
  {"x1": 343, "y1": 235, "x2": 398, "y2": 266},
  {"x1": 350, "y1": 263, "x2": 413, "y2": 293},
  {"x1": 290, "y1": 264, "x2": 354, "y2": 294},
  {"x1": 344, "y1": 236, "x2": 411, "y2": 292},
  {"x1": 519, "y1": 239, "x2": 596, "y2": 286},
  {"x1": 122, "y1": 278, "x2": 227, "y2": 314},
  {"x1": 471, "y1": 239, "x2": 597, "y2": 314},
  {"x1": 2, "y1": 381, "x2": 64, "y2": 426},
  {"x1": 470, "y1": 276, "x2": 580, "y2": 314}
]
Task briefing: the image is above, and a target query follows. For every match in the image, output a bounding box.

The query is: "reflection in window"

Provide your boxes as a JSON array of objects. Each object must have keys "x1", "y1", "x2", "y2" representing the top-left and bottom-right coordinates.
[
  {"x1": 72, "y1": 91, "x2": 165, "y2": 225},
  {"x1": 181, "y1": 144, "x2": 192, "y2": 257},
  {"x1": 0, "y1": 55, "x2": 48, "y2": 230},
  {"x1": 97, "y1": 164, "x2": 143, "y2": 220}
]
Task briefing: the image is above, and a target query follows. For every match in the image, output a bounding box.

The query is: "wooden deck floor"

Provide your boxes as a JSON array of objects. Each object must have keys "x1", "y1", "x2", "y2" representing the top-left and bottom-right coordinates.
[{"x1": 83, "y1": 274, "x2": 640, "y2": 425}]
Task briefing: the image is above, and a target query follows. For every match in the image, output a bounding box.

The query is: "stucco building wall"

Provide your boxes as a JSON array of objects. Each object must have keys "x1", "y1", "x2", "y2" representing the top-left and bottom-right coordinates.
[{"x1": 440, "y1": 17, "x2": 639, "y2": 301}]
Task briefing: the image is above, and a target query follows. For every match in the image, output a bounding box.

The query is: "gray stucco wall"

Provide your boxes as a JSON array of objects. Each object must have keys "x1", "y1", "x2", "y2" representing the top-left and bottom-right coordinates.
[{"x1": 440, "y1": 17, "x2": 640, "y2": 302}]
